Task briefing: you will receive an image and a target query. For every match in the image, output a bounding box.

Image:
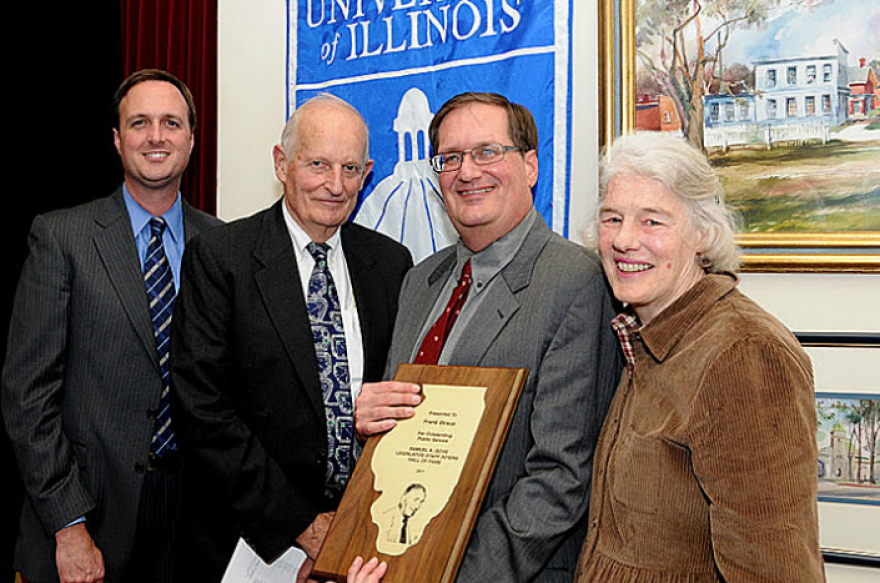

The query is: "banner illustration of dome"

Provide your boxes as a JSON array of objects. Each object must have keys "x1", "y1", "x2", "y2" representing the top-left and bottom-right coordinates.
[{"x1": 355, "y1": 88, "x2": 458, "y2": 264}]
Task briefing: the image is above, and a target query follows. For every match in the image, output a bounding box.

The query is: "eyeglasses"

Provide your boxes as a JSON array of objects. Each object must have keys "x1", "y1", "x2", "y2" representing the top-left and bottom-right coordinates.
[{"x1": 430, "y1": 144, "x2": 522, "y2": 173}]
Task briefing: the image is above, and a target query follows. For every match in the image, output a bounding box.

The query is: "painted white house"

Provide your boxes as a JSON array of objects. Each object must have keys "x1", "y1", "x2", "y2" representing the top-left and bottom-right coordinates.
[
  {"x1": 704, "y1": 40, "x2": 853, "y2": 149},
  {"x1": 752, "y1": 39, "x2": 850, "y2": 127}
]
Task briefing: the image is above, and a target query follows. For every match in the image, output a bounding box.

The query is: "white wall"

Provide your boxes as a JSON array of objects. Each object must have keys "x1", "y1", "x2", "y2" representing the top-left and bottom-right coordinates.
[
  {"x1": 217, "y1": 2, "x2": 879, "y2": 579},
  {"x1": 217, "y1": 0, "x2": 287, "y2": 220}
]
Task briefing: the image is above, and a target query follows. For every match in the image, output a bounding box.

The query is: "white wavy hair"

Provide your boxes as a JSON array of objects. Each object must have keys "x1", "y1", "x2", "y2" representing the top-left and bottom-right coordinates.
[{"x1": 586, "y1": 132, "x2": 741, "y2": 273}]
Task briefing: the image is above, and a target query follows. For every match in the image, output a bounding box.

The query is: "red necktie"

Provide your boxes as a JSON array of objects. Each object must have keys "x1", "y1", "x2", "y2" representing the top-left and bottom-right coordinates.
[{"x1": 413, "y1": 260, "x2": 473, "y2": 364}]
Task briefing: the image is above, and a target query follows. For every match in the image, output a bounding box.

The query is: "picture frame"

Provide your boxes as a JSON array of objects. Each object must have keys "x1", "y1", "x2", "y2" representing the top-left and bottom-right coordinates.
[
  {"x1": 800, "y1": 335, "x2": 879, "y2": 565},
  {"x1": 600, "y1": 0, "x2": 880, "y2": 273}
]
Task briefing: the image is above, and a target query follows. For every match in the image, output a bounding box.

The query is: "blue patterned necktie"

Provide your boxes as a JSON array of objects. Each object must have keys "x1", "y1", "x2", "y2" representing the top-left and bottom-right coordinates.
[
  {"x1": 306, "y1": 242, "x2": 353, "y2": 493},
  {"x1": 144, "y1": 217, "x2": 177, "y2": 457}
]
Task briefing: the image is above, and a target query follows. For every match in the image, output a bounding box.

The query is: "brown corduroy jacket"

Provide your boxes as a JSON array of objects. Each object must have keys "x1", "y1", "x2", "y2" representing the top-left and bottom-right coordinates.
[{"x1": 577, "y1": 273, "x2": 825, "y2": 582}]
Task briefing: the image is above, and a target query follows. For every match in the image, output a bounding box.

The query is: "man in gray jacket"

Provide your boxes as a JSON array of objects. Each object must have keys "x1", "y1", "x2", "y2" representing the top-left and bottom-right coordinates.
[
  {"x1": 355, "y1": 92, "x2": 622, "y2": 582},
  {"x1": 2, "y1": 69, "x2": 219, "y2": 583}
]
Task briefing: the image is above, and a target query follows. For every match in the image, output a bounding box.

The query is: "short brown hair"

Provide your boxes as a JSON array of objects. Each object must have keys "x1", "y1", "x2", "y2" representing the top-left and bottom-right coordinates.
[
  {"x1": 429, "y1": 92, "x2": 538, "y2": 155},
  {"x1": 113, "y1": 69, "x2": 197, "y2": 130}
]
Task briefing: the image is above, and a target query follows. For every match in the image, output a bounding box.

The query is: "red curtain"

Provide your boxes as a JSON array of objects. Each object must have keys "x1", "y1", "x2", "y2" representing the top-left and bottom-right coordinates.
[{"x1": 121, "y1": 0, "x2": 218, "y2": 215}]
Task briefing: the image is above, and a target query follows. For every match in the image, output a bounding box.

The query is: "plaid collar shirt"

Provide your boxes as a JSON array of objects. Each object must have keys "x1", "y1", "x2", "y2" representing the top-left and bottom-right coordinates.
[{"x1": 611, "y1": 311, "x2": 641, "y2": 378}]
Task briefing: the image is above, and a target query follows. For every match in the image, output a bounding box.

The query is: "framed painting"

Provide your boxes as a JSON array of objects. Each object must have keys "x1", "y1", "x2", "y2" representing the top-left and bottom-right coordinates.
[
  {"x1": 802, "y1": 338, "x2": 880, "y2": 564},
  {"x1": 601, "y1": 0, "x2": 880, "y2": 272}
]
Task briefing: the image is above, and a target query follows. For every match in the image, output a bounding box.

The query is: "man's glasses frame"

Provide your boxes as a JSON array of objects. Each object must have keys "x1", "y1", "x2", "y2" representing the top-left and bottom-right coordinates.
[{"x1": 430, "y1": 143, "x2": 522, "y2": 173}]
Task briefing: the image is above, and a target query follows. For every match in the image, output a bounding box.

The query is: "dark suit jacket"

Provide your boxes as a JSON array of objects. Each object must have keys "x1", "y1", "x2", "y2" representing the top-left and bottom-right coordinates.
[
  {"x1": 1, "y1": 188, "x2": 219, "y2": 582},
  {"x1": 385, "y1": 216, "x2": 622, "y2": 583},
  {"x1": 170, "y1": 201, "x2": 412, "y2": 581}
]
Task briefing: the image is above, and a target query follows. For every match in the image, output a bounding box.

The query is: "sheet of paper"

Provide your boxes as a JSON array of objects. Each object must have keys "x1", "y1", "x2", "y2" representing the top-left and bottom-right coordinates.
[{"x1": 221, "y1": 537, "x2": 307, "y2": 583}]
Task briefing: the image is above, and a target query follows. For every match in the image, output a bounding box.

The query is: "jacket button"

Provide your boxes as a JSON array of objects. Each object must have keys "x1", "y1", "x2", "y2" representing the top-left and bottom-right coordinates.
[{"x1": 135, "y1": 462, "x2": 145, "y2": 473}]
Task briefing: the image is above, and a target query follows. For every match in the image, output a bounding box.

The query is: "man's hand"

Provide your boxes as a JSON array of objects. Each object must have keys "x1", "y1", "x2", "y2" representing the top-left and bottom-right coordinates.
[
  {"x1": 55, "y1": 522, "x2": 105, "y2": 583},
  {"x1": 354, "y1": 382, "x2": 421, "y2": 440},
  {"x1": 296, "y1": 512, "x2": 336, "y2": 560}
]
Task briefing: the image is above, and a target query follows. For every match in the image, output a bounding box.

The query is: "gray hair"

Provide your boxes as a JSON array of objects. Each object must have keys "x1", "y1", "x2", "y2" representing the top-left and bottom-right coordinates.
[
  {"x1": 592, "y1": 132, "x2": 741, "y2": 273},
  {"x1": 279, "y1": 93, "x2": 370, "y2": 163}
]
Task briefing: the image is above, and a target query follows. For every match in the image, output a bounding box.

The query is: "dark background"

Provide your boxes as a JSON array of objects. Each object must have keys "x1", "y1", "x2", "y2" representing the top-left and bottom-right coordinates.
[{"x1": 2, "y1": 5, "x2": 123, "y2": 579}]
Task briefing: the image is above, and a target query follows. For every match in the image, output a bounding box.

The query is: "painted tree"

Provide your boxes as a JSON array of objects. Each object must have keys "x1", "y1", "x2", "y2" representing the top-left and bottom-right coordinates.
[
  {"x1": 860, "y1": 399, "x2": 879, "y2": 485},
  {"x1": 635, "y1": 0, "x2": 830, "y2": 149},
  {"x1": 844, "y1": 405, "x2": 864, "y2": 482},
  {"x1": 707, "y1": 62, "x2": 753, "y2": 95}
]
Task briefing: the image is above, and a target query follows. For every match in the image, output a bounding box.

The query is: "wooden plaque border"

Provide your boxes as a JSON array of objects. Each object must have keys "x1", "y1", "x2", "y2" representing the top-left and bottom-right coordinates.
[{"x1": 313, "y1": 364, "x2": 528, "y2": 582}]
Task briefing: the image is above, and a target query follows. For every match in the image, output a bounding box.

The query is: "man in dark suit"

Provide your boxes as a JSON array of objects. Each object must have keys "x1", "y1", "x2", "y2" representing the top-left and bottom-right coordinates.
[
  {"x1": 170, "y1": 94, "x2": 412, "y2": 582},
  {"x1": 354, "y1": 93, "x2": 622, "y2": 583},
  {"x1": 2, "y1": 69, "x2": 220, "y2": 583}
]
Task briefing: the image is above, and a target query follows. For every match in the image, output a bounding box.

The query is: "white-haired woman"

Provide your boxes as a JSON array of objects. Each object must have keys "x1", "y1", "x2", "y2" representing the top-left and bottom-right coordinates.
[{"x1": 576, "y1": 133, "x2": 824, "y2": 582}]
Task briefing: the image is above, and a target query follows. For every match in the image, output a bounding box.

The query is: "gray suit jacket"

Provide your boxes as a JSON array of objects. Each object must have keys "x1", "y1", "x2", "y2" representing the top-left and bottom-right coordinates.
[
  {"x1": 385, "y1": 215, "x2": 622, "y2": 583},
  {"x1": 1, "y1": 188, "x2": 220, "y2": 582}
]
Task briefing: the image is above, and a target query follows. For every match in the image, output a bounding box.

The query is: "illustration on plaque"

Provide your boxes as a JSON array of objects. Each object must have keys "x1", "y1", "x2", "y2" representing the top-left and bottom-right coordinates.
[
  {"x1": 378, "y1": 483, "x2": 428, "y2": 547},
  {"x1": 370, "y1": 384, "x2": 486, "y2": 555}
]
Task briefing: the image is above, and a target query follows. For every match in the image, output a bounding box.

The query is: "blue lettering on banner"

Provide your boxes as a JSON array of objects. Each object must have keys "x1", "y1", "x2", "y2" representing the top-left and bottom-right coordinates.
[{"x1": 287, "y1": 0, "x2": 572, "y2": 263}]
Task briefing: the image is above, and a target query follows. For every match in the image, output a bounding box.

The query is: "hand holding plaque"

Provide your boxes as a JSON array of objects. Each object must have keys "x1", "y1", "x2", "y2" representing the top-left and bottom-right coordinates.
[{"x1": 313, "y1": 364, "x2": 527, "y2": 583}]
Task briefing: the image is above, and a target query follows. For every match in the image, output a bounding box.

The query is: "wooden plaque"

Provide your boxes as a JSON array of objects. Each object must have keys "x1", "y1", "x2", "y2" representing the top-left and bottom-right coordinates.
[{"x1": 313, "y1": 364, "x2": 527, "y2": 583}]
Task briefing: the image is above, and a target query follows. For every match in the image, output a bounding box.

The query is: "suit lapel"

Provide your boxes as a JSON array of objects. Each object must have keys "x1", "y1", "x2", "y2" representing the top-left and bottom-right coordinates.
[
  {"x1": 447, "y1": 283, "x2": 519, "y2": 366},
  {"x1": 447, "y1": 217, "x2": 552, "y2": 365},
  {"x1": 398, "y1": 250, "x2": 456, "y2": 363},
  {"x1": 93, "y1": 189, "x2": 157, "y2": 366},
  {"x1": 252, "y1": 202, "x2": 325, "y2": 421}
]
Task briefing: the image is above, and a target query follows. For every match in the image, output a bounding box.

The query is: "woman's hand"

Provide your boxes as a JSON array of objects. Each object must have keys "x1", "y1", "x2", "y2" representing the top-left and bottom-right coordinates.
[{"x1": 347, "y1": 556, "x2": 387, "y2": 583}]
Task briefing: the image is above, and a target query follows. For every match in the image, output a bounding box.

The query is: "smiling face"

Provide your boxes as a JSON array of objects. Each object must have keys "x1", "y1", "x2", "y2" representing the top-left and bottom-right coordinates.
[
  {"x1": 435, "y1": 103, "x2": 538, "y2": 252},
  {"x1": 273, "y1": 102, "x2": 373, "y2": 243},
  {"x1": 114, "y1": 80, "x2": 195, "y2": 201},
  {"x1": 599, "y1": 175, "x2": 706, "y2": 324}
]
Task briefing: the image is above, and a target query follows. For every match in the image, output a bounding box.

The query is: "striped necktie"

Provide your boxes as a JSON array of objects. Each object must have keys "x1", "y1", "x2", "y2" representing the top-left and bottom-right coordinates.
[{"x1": 144, "y1": 217, "x2": 177, "y2": 456}]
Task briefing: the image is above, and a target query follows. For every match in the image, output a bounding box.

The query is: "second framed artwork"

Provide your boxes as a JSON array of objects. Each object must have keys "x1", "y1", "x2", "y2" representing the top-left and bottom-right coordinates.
[
  {"x1": 600, "y1": 0, "x2": 880, "y2": 272},
  {"x1": 801, "y1": 338, "x2": 879, "y2": 564}
]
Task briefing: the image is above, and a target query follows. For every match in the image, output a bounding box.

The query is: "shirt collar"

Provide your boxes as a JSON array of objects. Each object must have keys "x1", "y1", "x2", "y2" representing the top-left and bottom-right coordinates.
[
  {"x1": 282, "y1": 203, "x2": 342, "y2": 259},
  {"x1": 638, "y1": 272, "x2": 740, "y2": 362},
  {"x1": 611, "y1": 311, "x2": 642, "y2": 373},
  {"x1": 122, "y1": 183, "x2": 184, "y2": 243},
  {"x1": 453, "y1": 207, "x2": 538, "y2": 291}
]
